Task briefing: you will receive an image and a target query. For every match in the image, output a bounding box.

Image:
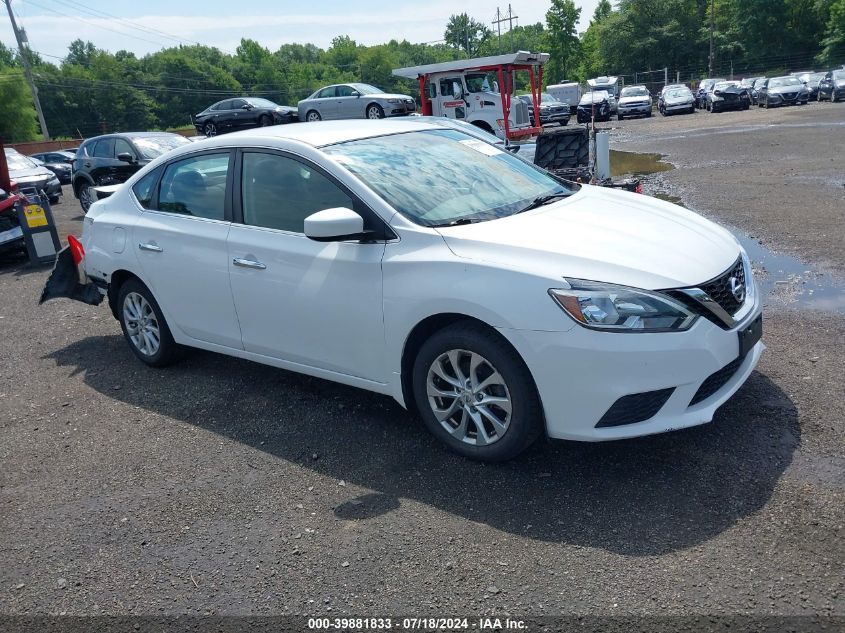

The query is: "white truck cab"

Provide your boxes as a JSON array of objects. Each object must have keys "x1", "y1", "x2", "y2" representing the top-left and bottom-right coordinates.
[{"x1": 394, "y1": 52, "x2": 549, "y2": 141}]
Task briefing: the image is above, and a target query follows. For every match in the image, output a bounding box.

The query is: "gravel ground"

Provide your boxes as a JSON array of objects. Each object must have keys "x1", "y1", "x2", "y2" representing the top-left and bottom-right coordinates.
[{"x1": 1, "y1": 105, "x2": 844, "y2": 628}]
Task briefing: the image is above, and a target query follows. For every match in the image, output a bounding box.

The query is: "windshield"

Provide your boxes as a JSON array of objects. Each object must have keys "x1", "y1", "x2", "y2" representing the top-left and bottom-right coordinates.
[
  {"x1": 580, "y1": 91, "x2": 607, "y2": 104},
  {"x1": 323, "y1": 129, "x2": 572, "y2": 227},
  {"x1": 666, "y1": 88, "x2": 691, "y2": 99},
  {"x1": 769, "y1": 77, "x2": 801, "y2": 88},
  {"x1": 621, "y1": 87, "x2": 649, "y2": 97},
  {"x1": 351, "y1": 83, "x2": 381, "y2": 95},
  {"x1": 5, "y1": 152, "x2": 39, "y2": 170},
  {"x1": 246, "y1": 98, "x2": 279, "y2": 108},
  {"x1": 465, "y1": 73, "x2": 498, "y2": 93},
  {"x1": 714, "y1": 82, "x2": 738, "y2": 90},
  {"x1": 131, "y1": 135, "x2": 191, "y2": 159},
  {"x1": 833, "y1": 70, "x2": 845, "y2": 81},
  {"x1": 540, "y1": 92, "x2": 559, "y2": 103}
]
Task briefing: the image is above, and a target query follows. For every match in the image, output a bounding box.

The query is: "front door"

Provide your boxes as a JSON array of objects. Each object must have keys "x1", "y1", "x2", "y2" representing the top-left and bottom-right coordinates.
[
  {"x1": 335, "y1": 84, "x2": 361, "y2": 119},
  {"x1": 132, "y1": 151, "x2": 242, "y2": 349},
  {"x1": 435, "y1": 76, "x2": 466, "y2": 119},
  {"x1": 227, "y1": 150, "x2": 387, "y2": 382}
]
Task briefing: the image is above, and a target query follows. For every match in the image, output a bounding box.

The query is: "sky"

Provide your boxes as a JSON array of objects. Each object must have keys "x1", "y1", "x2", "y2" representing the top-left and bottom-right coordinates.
[{"x1": 1, "y1": 0, "x2": 600, "y2": 61}]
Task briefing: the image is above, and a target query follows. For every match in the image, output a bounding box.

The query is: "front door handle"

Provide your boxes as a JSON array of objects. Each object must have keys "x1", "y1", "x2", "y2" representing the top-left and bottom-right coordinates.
[
  {"x1": 233, "y1": 257, "x2": 266, "y2": 270},
  {"x1": 138, "y1": 242, "x2": 163, "y2": 252}
]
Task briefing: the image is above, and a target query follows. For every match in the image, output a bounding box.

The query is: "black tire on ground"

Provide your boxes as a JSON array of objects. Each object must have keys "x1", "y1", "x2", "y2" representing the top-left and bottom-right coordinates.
[
  {"x1": 366, "y1": 103, "x2": 385, "y2": 119},
  {"x1": 259, "y1": 114, "x2": 272, "y2": 126},
  {"x1": 646, "y1": 109, "x2": 652, "y2": 118},
  {"x1": 617, "y1": 113, "x2": 624, "y2": 120},
  {"x1": 306, "y1": 110, "x2": 321, "y2": 122},
  {"x1": 117, "y1": 278, "x2": 183, "y2": 368},
  {"x1": 49, "y1": 196, "x2": 60, "y2": 205},
  {"x1": 412, "y1": 321, "x2": 543, "y2": 462},
  {"x1": 77, "y1": 181, "x2": 95, "y2": 213},
  {"x1": 203, "y1": 122, "x2": 217, "y2": 136}
]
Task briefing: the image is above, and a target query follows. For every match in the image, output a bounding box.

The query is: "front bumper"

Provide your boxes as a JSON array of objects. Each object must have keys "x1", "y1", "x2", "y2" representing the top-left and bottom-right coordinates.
[
  {"x1": 664, "y1": 101, "x2": 694, "y2": 112},
  {"x1": 499, "y1": 294, "x2": 764, "y2": 441},
  {"x1": 619, "y1": 104, "x2": 651, "y2": 115}
]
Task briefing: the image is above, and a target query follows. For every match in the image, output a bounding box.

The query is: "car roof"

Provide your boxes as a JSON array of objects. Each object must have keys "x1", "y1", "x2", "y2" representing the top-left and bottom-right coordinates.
[{"x1": 192, "y1": 119, "x2": 443, "y2": 149}]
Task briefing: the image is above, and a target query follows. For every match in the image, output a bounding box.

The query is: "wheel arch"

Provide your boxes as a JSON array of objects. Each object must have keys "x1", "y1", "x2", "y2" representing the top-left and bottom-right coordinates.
[
  {"x1": 399, "y1": 312, "x2": 529, "y2": 415},
  {"x1": 366, "y1": 101, "x2": 384, "y2": 116},
  {"x1": 72, "y1": 173, "x2": 94, "y2": 198},
  {"x1": 107, "y1": 269, "x2": 143, "y2": 320}
]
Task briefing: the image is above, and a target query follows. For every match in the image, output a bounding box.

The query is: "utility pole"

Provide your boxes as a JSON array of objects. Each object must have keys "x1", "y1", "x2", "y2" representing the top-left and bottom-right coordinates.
[
  {"x1": 708, "y1": 0, "x2": 715, "y2": 77},
  {"x1": 4, "y1": 0, "x2": 49, "y2": 140},
  {"x1": 493, "y1": 8, "x2": 502, "y2": 53},
  {"x1": 492, "y1": 4, "x2": 518, "y2": 52}
]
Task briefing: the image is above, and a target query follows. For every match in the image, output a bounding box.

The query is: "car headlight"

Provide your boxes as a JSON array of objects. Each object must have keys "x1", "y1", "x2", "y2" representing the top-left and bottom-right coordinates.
[
  {"x1": 387, "y1": 99, "x2": 400, "y2": 104},
  {"x1": 549, "y1": 279, "x2": 699, "y2": 332}
]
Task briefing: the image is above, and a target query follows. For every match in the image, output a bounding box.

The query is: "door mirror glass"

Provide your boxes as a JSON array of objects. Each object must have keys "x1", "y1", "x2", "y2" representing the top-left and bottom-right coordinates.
[
  {"x1": 117, "y1": 152, "x2": 135, "y2": 163},
  {"x1": 304, "y1": 208, "x2": 365, "y2": 241},
  {"x1": 452, "y1": 82, "x2": 462, "y2": 100},
  {"x1": 241, "y1": 104, "x2": 252, "y2": 110},
  {"x1": 350, "y1": 90, "x2": 360, "y2": 97}
]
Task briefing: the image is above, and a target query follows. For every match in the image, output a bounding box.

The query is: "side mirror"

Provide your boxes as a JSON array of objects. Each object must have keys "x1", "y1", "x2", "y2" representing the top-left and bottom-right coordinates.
[
  {"x1": 305, "y1": 208, "x2": 369, "y2": 242},
  {"x1": 452, "y1": 83, "x2": 463, "y2": 100},
  {"x1": 116, "y1": 152, "x2": 136, "y2": 164},
  {"x1": 714, "y1": 90, "x2": 722, "y2": 96},
  {"x1": 351, "y1": 90, "x2": 361, "y2": 98}
]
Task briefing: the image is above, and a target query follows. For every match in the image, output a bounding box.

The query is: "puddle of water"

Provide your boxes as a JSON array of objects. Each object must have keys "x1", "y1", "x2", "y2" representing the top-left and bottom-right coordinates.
[{"x1": 610, "y1": 150, "x2": 673, "y2": 177}]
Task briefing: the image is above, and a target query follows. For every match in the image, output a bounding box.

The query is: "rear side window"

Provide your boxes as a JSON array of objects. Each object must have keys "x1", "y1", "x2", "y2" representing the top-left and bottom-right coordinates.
[
  {"x1": 240, "y1": 152, "x2": 353, "y2": 233},
  {"x1": 132, "y1": 167, "x2": 162, "y2": 209},
  {"x1": 92, "y1": 138, "x2": 115, "y2": 158},
  {"x1": 157, "y1": 153, "x2": 230, "y2": 220}
]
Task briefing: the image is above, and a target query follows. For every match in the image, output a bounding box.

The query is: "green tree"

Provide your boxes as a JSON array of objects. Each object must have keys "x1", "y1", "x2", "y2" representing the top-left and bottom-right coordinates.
[
  {"x1": 819, "y1": 0, "x2": 845, "y2": 63},
  {"x1": 545, "y1": 0, "x2": 581, "y2": 82},
  {"x1": 0, "y1": 69, "x2": 38, "y2": 142},
  {"x1": 444, "y1": 13, "x2": 492, "y2": 56}
]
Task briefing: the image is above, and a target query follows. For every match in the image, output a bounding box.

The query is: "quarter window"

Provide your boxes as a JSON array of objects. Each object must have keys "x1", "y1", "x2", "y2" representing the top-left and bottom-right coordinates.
[
  {"x1": 131, "y1": 167, "x2": 162, "y2": 209},
  {"x1": 240, "y1": 152, "x2": 353, "y2": 233},
  {"x1": 157, "y1": 153, "x2": 230, "y2": 220}
]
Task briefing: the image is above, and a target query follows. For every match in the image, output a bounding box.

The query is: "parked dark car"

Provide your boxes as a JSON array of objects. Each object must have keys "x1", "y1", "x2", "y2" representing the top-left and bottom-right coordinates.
[
  {"x1": 706, "y1": 81, "x2": 751, "y2": 112},
  {"x1": 193, "y1": 97, "x2": 298, "y2": 136},
  {"x1": 30, "y1": 150, "x2": 75, "y2": 184},
  {"x1": 516, "y1": 92, "x2": 570, "y2": 126},
  {"x1": 72, "y1": 132, "x2": 191, "y2": 212},
  {"x1": 739, "y1": 77, "x2": 764, "y2": 104},
  {"x1": 796, "y1": 72, "x2": 826, "y2": 100},
  {"x1": 751, "y1": 77, "x2": 768, "y2": 104},
  {"x1": 576, "y1": 91, "x2": 612, "y2": 123},
  {"x1": 695, "y1": 78, "x2": 725, "y2": 109},
  {"x1": 4, "y1": 148, "x2": 62, "y2": 203},
  {"x1": 756, "y1": 76, "x2": 809, "y2": 108},
  {"x1": 818, "y1": 69, "x2": 845, "y2": 102}
]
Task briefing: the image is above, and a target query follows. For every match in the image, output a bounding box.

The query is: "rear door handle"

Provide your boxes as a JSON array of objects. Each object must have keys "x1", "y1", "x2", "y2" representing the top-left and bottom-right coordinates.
[
  {"x1": 233, "y1": 257, "x2": 266, "y2": 270},
  {"x1": 138, "y1": 242, "x2": 163, "y2": 252}
]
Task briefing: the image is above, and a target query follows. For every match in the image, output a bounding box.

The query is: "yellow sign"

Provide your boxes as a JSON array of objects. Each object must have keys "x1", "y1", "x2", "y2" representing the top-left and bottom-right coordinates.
[{"x1": 24, "y1": 204, "x2": 48, "y2": 228}]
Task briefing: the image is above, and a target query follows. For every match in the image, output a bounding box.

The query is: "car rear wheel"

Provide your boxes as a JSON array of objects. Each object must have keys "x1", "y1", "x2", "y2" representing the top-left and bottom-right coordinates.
[
  {"x1": 78, "y1": 183, "x2": 95, "y2": 212},
  {"x1": 412, "y1": 322, "x2": 542, "y2": 462},
  {"x1": 203, "y1": 122, "x2": 217, "y2": 137},
  {"x1": 306, "y1": 110, "x2": 321, "y2": 122},
  {"x1": 117, "y1": 279, "x2": 182, "y2": 367},
  {"x1": 366, "y1": 104, "x2": 385, "y2": 119}
]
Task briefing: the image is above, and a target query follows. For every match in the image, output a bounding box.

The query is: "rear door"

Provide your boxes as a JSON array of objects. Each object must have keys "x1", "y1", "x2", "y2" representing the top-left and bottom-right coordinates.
[
  {"x1": 314, "y1": 86, "x2": 338, "y2": 119},
  {"x1": 226, "y1": 149, "x2": 388, "y2": 382},
  {"x1": 88, "y1": 137, "x2": 118, "y2": 185},
  {"x1": 132, "y1": 150, "x2": 242, "y2": 348}
]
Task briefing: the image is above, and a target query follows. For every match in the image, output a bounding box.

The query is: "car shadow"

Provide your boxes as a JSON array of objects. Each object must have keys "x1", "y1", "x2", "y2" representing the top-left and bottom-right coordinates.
[{"x1": 46, "y1": 334, "x2": 799, "y2": 557}]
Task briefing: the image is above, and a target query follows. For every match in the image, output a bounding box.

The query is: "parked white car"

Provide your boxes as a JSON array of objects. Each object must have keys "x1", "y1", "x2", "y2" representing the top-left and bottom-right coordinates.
[{"x1": 58, "y1": 119, "x2": 763, "y2": 461}]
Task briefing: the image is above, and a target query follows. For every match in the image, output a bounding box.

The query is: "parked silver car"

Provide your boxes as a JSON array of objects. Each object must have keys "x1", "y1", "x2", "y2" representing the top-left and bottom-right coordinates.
[{"x1": 297, "y1": 83, "x2": 416, "y2": 122}]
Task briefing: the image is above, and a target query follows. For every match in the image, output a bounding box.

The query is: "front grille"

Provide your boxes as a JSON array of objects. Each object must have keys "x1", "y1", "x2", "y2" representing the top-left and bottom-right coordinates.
[
  {"x1": 596, "y1": 388, "x2": 675, "y2": 428},
  {"x1": 689, "y1": 354, "x2": 745, "y2": 406},
  {"x1": 701, "y1": 258, "x2": 745, "y2": 315},
  {"x1": 513, "y1": 100, "x2": 529, "y2": 125},
  {"x1": 782, "y1": 92, "x2": 798, "y2": 100}
]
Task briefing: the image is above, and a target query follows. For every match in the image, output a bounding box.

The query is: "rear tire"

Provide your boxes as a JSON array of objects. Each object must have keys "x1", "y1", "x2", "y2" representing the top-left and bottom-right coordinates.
[
  {"x1": 117, "y1": 278, "x2": 182, "y2": 368},
  {"x1": 412, "y1": 322, "x2": 543, "y2": 462}
]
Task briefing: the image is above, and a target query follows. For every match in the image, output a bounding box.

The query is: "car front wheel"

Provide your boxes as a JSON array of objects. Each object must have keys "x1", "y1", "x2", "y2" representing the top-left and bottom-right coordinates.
[
  {"x1": 366, "y1": 104, "x2": 385, "y2": 119},
  {"x1": 412, "y1": 322, "x2": 542, "y2": 462},
  {"x1": 203, "y1": 122, "x2": 217, "y2": 137},
  {"x1": 306, "y1": 110, "x2": 321, "y2": 122},
  {"x1": 78, "y1": 183, "x2": 95, "y2": 212},
  {"x1": 117, "y1": 278, "x2": 182, "y2": 367}
]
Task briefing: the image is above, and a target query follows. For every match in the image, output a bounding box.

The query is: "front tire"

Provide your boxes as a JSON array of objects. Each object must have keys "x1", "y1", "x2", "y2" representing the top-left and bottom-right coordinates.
[
  {"x1": 117, "y1": 279, "x2": 182, "y2": 367},
  {"x1": 306, "y1": 110, "x2": 321, "y2": 122},
  {"x1": 412, "y1": 322, "x2": 543, "y2": 462},
  {"x1": 366, "y1": 104, "x2": 385, "y2": 119},
  {"x1": 203, "y1": 122, "x2": 217, "y2": 137},
  {"x1": 258, "y1": 114, "x2": 272, "y2": 126},
  {"x1": 78, "y1": 182, "x2": 95, "y2": 213}
]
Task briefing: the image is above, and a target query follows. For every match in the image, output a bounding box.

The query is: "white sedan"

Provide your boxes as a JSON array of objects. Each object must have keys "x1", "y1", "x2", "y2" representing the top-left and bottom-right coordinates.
[{"x1": 50, "y1": 119, "x2": 764, "y2": 461}]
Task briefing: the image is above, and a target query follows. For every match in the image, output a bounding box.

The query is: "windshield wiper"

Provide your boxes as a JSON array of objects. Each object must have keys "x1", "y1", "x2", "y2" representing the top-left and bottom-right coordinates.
[
  {"x1": 517, "y1": 191, "x2": 573, "y2": 213},
  {"x1": 430, "y1": 218, "x2": 481, "y2": 228}
]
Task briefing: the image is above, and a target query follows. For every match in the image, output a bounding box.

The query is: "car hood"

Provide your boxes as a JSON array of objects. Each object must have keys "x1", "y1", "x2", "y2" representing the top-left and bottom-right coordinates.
[
  {"x1": 9, "y1": 166, "x2": 55, "y2": 181},
  {"x1": 370, "y1": 93, "x2": 412, "y2": 101},
  {"x1": 619, "y1": 95, "x2": 650, "y2": 104},
  {"x1": 769, "y1": 85, "x2": 803, "y2": 94},
  {"x1": 435, "y1": 185, "x2": 740, "y2": 290}
]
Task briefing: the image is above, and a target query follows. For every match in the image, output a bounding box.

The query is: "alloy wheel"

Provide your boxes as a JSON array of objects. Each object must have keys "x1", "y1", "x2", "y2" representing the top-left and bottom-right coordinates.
[
  {"x1": 123, "y1": 292, "x2": 161, "y2": 357},
  {"x1": 307, "y1": 111, "x2": 321, "y2": 122},
  {"x1": 79, "y1": 185, "x2": 95, "y2": 212},
  {"x1": 204, "y1": 123, "x2": 217, "y2": 137},
  {"x1": 426, "y1": 349, "x2": 512, "y2": 446},
  {"x1": 367, "y1": 106, "x2": 383, "y2": 119}
]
